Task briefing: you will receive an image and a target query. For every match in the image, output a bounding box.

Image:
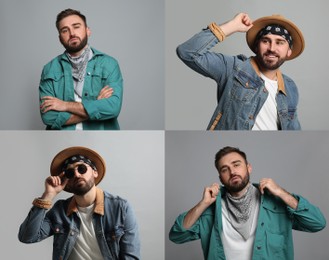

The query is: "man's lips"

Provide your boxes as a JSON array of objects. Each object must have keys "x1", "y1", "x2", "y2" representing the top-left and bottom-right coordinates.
[{"x1": 230, "y1": 176, "x2": 241, "y2": 182}]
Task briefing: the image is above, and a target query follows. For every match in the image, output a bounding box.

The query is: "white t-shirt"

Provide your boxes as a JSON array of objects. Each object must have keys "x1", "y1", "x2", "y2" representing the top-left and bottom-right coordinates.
[
  {"x1": 68, "y1": 204, "x2": 104, "y2": 260},
  {"x1": 221, "y1": 198, "x2": 260, "y2": 260},
  {"x1": 252, "y1": 73, "x2": 279, "y2": 130}
]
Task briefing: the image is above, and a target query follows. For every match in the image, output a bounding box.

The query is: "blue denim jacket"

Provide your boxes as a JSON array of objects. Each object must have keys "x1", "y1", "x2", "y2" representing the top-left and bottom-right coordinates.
[
  {"x1": 18, "y1": 188, "x2": 140, "y2": 260},
  {"x1": 177, "y1": 28, "x2": 301, "y2": 130},
  {"x1": 169, "y1": 184, "x2": 326, "y2": 259},
  {"x1": 39, "y1": 47, "x2": 123, "y2": 130}
]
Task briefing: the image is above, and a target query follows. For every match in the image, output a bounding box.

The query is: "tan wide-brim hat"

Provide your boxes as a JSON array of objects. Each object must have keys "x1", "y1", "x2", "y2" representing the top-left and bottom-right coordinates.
[
  {"x1": 246, "y1": 14, "x2": 305, "y2": 60},
  {"x1": 50, "y1": 146, "x2": 106, "y2": 186}
]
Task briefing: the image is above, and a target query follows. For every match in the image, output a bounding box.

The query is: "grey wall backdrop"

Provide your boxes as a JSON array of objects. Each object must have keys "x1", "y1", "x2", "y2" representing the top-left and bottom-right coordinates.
[
  {"x1": 0, "y1": 0, "x2": 164, "y2": 130},
  {"x1": 166, "y1": 131, "x2": 329, "y2": 259},
  {"x1": 165, "y1": 0, "x2": 329, "y2": 130},
  {"x1": 1, "y1": 131, "x2": 164, "y2": 259}
]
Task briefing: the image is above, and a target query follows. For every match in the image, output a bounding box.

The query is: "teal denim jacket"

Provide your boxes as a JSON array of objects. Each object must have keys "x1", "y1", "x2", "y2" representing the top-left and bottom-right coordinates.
[
  {"x1": 19, "y1": 188, "x2": 140, "y2": 260},
  {"x1": 39, "y1": 48, "x2": 123, "y2": 130},
  {"x1": 177, "y1": 28, "x2": 301, "y2": 130},
  {"x1": 169, "y1": 184, "x2": 326, "y2": 260}
]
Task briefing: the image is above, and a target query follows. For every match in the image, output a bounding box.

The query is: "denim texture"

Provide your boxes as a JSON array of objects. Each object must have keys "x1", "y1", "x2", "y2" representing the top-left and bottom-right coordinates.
[
  {"x1": 169, "y1": 184, "x2": 326, "y2": 260},
  {"x1": 177, "y1": 28, "x2": 301, "y2": 130},
  {"x1": 39, "y1": 47, "x2": 123, "y2": 130},
  {"x1": 19, "y1": 189, "x2": 140, "y2": 260}
]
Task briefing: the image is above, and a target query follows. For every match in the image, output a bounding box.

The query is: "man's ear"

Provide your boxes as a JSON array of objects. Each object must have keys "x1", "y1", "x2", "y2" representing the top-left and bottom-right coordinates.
[
  {"x1": 247, "y1": 163, "x2": 252, "y2": 175},
  {"x1": 287, "y1": 48, "x2": 292, "y2": 58},
  {"x1": 93, "y1": 170, "x2": 98, "y2": 178},
  {"x1": 87, "y1": 27, "x2": 91, "y2": 37}
]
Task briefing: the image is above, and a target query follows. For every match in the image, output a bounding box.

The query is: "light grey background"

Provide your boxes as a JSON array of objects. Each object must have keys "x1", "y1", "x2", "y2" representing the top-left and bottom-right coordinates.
[
  {"x1": 0, "y1": 0, "x2": 164, "y2": 130},
  {"x1": 166, "y1": 131, "x2": 329, "y2": 259},
  {"x1": 0, "y1": 131, "x2": 164, "y2": 259},
  {"x1": 165, "y1": 0, "x2": 329, "y2": 130}
]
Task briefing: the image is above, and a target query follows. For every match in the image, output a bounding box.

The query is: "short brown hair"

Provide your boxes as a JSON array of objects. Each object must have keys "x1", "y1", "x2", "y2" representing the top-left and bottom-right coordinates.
[
  {"x1": 56, "y1": 8, "x2": 87, "y2": 31},
  {"x1": 214, "y1": 146, "x2": 248, "y2": 171}
]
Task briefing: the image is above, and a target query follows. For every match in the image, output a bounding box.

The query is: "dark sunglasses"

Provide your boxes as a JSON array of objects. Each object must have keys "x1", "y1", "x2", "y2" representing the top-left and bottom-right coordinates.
[{"x1": 64, "y1": 164, "x2": 88, "y2": 179}]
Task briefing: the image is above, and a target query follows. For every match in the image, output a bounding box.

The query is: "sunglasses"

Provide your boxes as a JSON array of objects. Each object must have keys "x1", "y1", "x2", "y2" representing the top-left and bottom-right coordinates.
[{"x1": 64, "y1": 164, "x2": 88, "y2": 179}]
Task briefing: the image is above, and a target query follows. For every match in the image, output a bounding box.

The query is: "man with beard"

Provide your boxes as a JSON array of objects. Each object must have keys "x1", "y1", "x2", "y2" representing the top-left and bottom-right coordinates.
[
  {"x1": 18, "y1": 146, "x2": 140, "y2": 260},
  {"x1": 169, "y1": 146, "x2": 326, "y2": 259},
  {"x1": 39, "y1": 9, "x2": 123, "y2": 130},
  {"x1": 176, "y1": 13, "x2": 304, "y2": 130}
]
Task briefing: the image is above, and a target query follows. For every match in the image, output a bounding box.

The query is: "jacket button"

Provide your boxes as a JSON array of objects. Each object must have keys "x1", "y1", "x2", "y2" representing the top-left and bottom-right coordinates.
[
  {"x1": 249, "y1": 115, "x2": 254, "y2": 120},
  {"x1": 87, "y1": 72, "x2": 91, "y2": 76},
  {"x1": 84, "y1": 93, "x2": 88, "y2": 96},
  {"x1": 55, "y1": 228, "x2": 60, "y2": 233},
  {"x1": 257, "y1": 246, "x2": 261, "y2": 250}
]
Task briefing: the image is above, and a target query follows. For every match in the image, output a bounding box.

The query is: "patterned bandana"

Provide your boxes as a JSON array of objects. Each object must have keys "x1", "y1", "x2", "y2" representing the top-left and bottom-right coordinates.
[
  {"x1": 256, "y1": 24, "x2": 293, "y2": 48},
  {"x1": 224, "y1": 184, "x2": 260, "y2": 240},
  {"x1": 62, "y1": 154, "x2": 96, "y2": 171}
]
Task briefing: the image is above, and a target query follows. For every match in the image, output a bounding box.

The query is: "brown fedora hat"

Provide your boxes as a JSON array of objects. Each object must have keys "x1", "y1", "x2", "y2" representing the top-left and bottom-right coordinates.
[
  {"x1": 246, "y1": 14, "x2": 304, "y2": 60},
  {"x1": 50, "y1": 146, "x2": 106, "y2": 186}
]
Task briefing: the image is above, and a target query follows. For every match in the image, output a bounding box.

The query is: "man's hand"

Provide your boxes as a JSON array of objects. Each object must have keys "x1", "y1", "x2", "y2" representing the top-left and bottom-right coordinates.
[
  {"x1": 202, "y1": 183, "x2": 220, "y2": 206},
  {"x1": 41, "y1": 173, "x2": 68, "y2": 201},
  {"x1": 183, "y1": 183, "x2": 220, "y2": 229},
  {"x1": 97, "y1": 86, "x2": 114, "y2": 100},
  {"x1": 259, "y1": 178, "x2": 298, "y2": 209},
  {"x1": 220, "y1": 13, "x2": 253, "y2": 36},
  {"x1": 40, "y1": 96, "x2": 68, "y2": 113}
]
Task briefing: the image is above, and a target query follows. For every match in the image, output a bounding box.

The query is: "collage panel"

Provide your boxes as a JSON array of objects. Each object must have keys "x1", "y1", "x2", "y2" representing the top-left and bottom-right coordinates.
[
  {"x1": 0, "y1": 0, "x2": 164, "y2": 130},
  {"x1": 1, "y1": 131, "x2": 164, "y2": 259},
  {"x1": 165, "y1": 0, "x2": 329, "y2": 130},
  {"x1": 165, "y1": 131, "x2": 329, "y2": 259}
]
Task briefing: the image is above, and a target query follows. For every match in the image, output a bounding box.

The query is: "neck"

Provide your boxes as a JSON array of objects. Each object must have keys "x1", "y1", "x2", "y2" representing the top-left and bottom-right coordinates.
[
  {"x1": 228, "y1": 183, "x2": 251, "y2": 198},
  {"x1": 74, "y1": 185, "x2": 97, "y2": 207},
  {"x1": 260, "y1": 69, "x2": 278, "y2": 81}
]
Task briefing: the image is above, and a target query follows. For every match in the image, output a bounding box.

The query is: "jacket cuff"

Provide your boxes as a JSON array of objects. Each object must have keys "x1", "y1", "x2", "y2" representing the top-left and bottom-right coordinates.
[{"x1": 208, "y1": 23, "x2": 226, "y2": 42}]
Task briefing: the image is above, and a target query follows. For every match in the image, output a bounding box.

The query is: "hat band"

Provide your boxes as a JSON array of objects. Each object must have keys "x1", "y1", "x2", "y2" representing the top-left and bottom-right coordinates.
[
  {"x1": 62, "y1": 155, "x2": 96, "y2": 171},
  {"x1": 256, "y1": 24, "x2": 293, "y2": 48}
]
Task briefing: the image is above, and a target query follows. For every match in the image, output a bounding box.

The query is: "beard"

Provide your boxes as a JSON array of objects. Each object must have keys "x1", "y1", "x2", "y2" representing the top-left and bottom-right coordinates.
[
  {"x1": 224, "y1": 171, "x2": 250, "y2": 193},
  {"x1": 61, "y1": 34, "x2": 88, "y2": 54},
  {"x1": 65, "y1": 177, "x2": 95, "y2": 196},
  {"x1": 256, "y1": 51, "x2": 287, "y2": 71}
]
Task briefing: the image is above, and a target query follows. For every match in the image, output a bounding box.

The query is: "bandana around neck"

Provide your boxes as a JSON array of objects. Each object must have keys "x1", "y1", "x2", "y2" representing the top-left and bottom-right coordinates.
[
  {"x1": 224, "y1": 184, "x2": 260, "y2": 240},
  {"x1": 66, "y1": 45, "x2": 92, "y2": 82},
  {"x1": 256, "y1": 24, "x2": 293, "y2": 48}
]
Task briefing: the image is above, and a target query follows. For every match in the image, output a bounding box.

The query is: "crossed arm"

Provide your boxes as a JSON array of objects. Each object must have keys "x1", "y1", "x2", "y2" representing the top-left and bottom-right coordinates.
[{"x1": 40, "y1": 86, "x2": 113, "y2": 126}]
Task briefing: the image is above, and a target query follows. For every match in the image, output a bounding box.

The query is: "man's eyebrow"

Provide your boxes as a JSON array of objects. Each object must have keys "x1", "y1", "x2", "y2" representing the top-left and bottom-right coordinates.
[
  {"x1": 59, "y1": 23, "x2": 82, "y2": 31},
  {"x1": 219, "y1": 160, "x2": 242, "y2": 171}
]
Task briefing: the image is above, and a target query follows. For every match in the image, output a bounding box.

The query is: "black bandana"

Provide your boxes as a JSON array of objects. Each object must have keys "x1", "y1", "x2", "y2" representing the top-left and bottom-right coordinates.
[
  {"x1": 256, "y1": 24, "x2": 293, "y2": 48},
  {"x1": 62, "y1": 154, "x2": 96, "y2": 171}
]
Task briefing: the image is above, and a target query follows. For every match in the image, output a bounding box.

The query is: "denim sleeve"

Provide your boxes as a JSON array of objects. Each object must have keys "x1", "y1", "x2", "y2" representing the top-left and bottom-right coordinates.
[
  {"x1": 18, "y1": 206, "x2": 53, "y2": 243},
  {"x1": 176, "y1": 28, "x2": 237, "y2": 86},
  {"x1": 118, "y1": 202, "x2": 141, "y2": 259},
  {"x1": 288, "y1": 195, "x2": 326, "y2": 232},
  {"x1": 82, "y1": 58, "x2": 123, "y2": 121},
  {"x1": 168, "y1": 211, "x2": 201, "y2": 244},
  {"x1": 39, "y1": 70, "x2": 72, "y2": 130}
]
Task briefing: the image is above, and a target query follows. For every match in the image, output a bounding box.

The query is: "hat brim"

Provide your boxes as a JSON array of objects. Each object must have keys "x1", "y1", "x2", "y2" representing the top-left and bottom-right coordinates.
[
  {"x1": 246, "y1": 15, "x2": 304, "y2": 60},
  {"x1": 50, "y1": 146, "x2": 106, "y2": 189}
]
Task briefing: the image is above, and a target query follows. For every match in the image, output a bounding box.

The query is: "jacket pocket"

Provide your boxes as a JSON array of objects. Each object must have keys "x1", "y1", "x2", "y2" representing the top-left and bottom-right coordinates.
[
  {"x1": 231, "y1": 71, "x2": 258, "y2": 103},
  {"x1": 105, "y1": 226, "x2": 125, "y2": 259},
  {"x1": 265, "y1": 230, "x2": 287, "y2": 258}
]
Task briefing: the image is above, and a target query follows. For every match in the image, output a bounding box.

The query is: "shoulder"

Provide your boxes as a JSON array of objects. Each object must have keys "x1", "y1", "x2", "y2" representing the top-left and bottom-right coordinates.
[
  {"x1": 91, "y1": 48, "x2": 120, "y2": 66},
  {"x1": 103, "y1": 190, "x2": 129, "y2": 206}
]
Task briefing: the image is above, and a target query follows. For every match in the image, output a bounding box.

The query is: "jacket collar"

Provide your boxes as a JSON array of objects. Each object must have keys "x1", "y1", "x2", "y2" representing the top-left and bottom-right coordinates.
[
  {"x1": 66, "y1": 187, "x2": 105, "y2": 216},
  {"x1": 250, "y1": 57, "x2": 287, "y2": 95},
  {"x1": 61, "y1": 46, "x2": 104, "y2": 62}
]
